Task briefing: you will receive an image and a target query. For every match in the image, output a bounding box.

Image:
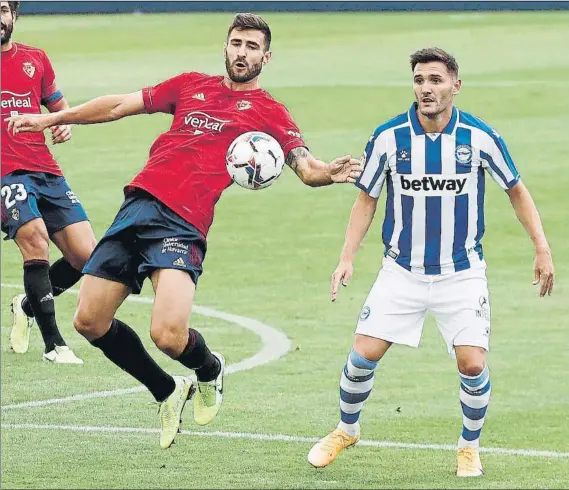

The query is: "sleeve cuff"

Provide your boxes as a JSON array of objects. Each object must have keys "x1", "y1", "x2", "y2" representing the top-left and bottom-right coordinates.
[
  {"x1": 42, "y1": 90, "x2": 63, "y2": 107},
  {"x1": 505, "y1": 174, "x2": 521, "y2": 189},
  {"x1": 141, "y1": 87, "x2": 154, "y2": 113}
]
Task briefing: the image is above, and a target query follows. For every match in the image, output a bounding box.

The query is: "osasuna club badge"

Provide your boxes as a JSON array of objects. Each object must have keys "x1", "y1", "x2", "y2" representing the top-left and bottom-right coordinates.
[
  {"x1": 236, "y1": 100, "x2": 252, "y2": 111},
  {"x1": 22, "y1": 62, "x2": 35, "y2": 78}
]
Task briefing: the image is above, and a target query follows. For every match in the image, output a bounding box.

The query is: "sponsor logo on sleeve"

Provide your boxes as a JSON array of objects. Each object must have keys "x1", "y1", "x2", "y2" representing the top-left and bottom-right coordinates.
[{"x1": 286, "y1": 130, "x2": 302, "y2": 139}]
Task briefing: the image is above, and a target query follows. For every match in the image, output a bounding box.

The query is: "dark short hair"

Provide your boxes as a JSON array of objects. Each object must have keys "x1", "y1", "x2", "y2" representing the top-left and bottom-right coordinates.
[
  {"x1": 410, "y1": 47, "x2": 459, "y2": 78},
  {"x1": 8, "y1": 1, "x2": 20, "y2": 17},
  {"x1": 227, "y1": 13, "x2": 271, "y2": 51}
]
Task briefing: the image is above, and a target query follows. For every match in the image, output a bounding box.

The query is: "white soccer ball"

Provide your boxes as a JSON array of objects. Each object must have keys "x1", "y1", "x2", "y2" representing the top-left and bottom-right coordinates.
[{"x1": 226, "y1": 131, "x2": 285, "y2": 190}]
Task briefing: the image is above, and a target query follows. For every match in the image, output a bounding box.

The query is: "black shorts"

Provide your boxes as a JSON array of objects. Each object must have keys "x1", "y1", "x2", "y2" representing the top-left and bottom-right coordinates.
[
  {"x1": 83, "y1": 190, "x2": 206, "y2": 293},
  {"x1": 1, "y1": 171, "x2": 89, "y2": 240}
]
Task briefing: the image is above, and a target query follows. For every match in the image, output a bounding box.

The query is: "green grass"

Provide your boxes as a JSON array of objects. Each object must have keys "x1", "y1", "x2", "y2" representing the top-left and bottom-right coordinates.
[{"x1": 2, "y1": 11, "x2": 569, "y2": 489}]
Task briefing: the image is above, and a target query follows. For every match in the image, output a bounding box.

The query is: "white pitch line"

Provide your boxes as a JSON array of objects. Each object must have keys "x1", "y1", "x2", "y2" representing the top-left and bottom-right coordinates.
[
  {"x1": 1, "y1": 283, "x2": 291, "y2": 410},
  {"x1": 2, "y1": 424, "x2": 568, "y2": 459},
  {"x1": 1, "y1": 387, "x2": 147, "y2": 410}
]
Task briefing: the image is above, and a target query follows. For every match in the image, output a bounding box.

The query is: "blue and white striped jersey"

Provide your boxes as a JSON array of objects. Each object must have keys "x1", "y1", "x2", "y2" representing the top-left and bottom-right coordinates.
[{"x1": 356, "y1": 103, "x2": 520, "y2": 275}]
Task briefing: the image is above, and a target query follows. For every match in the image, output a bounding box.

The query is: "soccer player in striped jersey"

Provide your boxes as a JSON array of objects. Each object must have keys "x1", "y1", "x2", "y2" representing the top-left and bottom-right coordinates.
[{"x1": 308, "y1": 47, "x2": 555, "y2": 477}]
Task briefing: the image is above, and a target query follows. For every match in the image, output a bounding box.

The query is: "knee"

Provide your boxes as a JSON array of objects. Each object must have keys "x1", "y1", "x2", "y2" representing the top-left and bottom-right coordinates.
[
  {"x1": 150, "y1": 322, "x2": 186, "y2": 358},
  {"x1": 17, "y1": 227, "x2": 50, "y2": 260},
  {"x1": 67, "y1": 238, "x2": 97, "y2": 271},
  {"x1": 73, "y1": 307, "x2": 108, "y2": 341},
  {"x1": 456, "y1": 346, "x2": 487, "y2": 377},
  {"x1": 66, "y1": 249, "x2": 92, "y2": 271},
  {"x1": 458, "y1": 360, "x2": 486, "y2": 377},
  {"x1": 353, "y1": 334, "x2": 391, "y2": 362}
]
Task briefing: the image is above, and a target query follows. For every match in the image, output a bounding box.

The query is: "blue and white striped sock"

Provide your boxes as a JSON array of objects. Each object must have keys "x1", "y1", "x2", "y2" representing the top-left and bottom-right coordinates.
[
  {"x1": 458, "y1": 365, "x2": 491, "y2": 449},
  {"x1": 337, "y1": 349, "x2": 378, "y2": 437}
]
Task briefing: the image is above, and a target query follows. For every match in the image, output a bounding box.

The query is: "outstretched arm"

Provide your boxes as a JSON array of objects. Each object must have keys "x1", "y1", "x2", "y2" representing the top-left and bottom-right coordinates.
[
  {"x1": 285, "y1": 147, "x2": 362, "y2": 187},
  {"x1": 6, "y1": 91, "x2": 146, "y2": 135},
  {"x1": 506, "y1": 180, "x2": 554, "y2": 296}
]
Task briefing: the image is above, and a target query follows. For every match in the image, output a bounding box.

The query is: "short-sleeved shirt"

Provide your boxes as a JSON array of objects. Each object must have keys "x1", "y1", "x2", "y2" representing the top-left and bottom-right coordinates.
[
  {"x1": 127, "y1": 72, "x2": 306, "y2": 236},
  {"x1": 1, "y1": 43, "x2": 64, "y2": 177},
  {"x1": 356, "y1": 103, "x2": 520, "y2": 275}
]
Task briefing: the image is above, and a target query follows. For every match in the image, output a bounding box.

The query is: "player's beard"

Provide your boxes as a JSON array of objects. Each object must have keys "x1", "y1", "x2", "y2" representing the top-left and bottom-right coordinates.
[
  {"x1": 225, "y1": 56, "x2": 263, "y2": 83},
  {"x1": 1, "y1": 21, "x2": 13, "y2": 45}
]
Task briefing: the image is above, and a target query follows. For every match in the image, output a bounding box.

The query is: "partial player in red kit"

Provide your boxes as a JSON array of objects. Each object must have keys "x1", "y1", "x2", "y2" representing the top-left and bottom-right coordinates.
[
  {"x1": 1, "y1": 1, "x2": 96, "y2": 363},
  {"x1": 7, "y1": 13, "x2": 362, "y2": 448}
]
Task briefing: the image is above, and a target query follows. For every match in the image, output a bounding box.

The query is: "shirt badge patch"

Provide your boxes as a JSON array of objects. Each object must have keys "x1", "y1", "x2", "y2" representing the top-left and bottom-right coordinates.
[
  {"x1": 455, "y1": 144, "x2": 473, "y2": 165},
  {"x1": 22, "y1": 62, "x2": 35, "y2": 78},
  {"x1": 236, "y1": 100, "x2": 252, "y2": 111}
]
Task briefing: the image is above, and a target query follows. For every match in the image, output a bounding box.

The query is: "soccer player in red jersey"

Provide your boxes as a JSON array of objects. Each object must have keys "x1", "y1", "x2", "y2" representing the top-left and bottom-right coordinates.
[
  {"x1": 1, "y1": 1, "x2": 96, "y2": 363},
  {"x1": 7, "y1": 13, "x2": 362, "y2": 448}
]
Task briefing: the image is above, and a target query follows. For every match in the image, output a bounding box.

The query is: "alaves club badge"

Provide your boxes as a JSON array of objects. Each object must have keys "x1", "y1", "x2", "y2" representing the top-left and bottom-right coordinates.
[
  {"x1": 360, "y1": 306, "x2": 371, "y2": 321},
  {"x1": 455, "y1": 144, "x2": 473, "y2": 164}
]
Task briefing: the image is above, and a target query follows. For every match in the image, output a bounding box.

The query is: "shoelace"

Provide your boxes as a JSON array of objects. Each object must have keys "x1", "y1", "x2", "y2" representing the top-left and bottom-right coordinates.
[
  {"x1": 197, "y1": 382, "x2": 216, "y2": 404},
  {"x1": 159, "y1": 401, "x2": 175, "y2": 426},
  {"x1": 458, "y1": 449, "x2": 476, "y2": 464},
  {"x1": 53, "y1": 346, "x2": 72, "y2": 358},
  {"x1": 322, "y1": 431, "x2": 351, "y2": 451}
]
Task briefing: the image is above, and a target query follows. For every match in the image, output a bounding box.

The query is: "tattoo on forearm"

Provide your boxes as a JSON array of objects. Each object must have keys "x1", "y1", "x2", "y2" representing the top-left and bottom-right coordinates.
[{"x1": 285, "y1": 147, "x2": 309, "y2": 174}]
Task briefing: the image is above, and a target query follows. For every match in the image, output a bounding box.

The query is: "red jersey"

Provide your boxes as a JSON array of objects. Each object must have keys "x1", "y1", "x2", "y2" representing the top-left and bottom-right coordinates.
[
  {"x1": 129, "y1": 72, "x2": 306, "y2": 237},
  {"x1": 1, "y1": 43, "x2": 63, "y2": 177}
]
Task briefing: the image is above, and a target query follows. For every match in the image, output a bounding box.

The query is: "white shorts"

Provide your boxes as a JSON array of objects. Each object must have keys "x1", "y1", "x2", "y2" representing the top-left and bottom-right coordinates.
[{"x1": 355, "y1": 257, "x2": 491, "y2": 356}]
